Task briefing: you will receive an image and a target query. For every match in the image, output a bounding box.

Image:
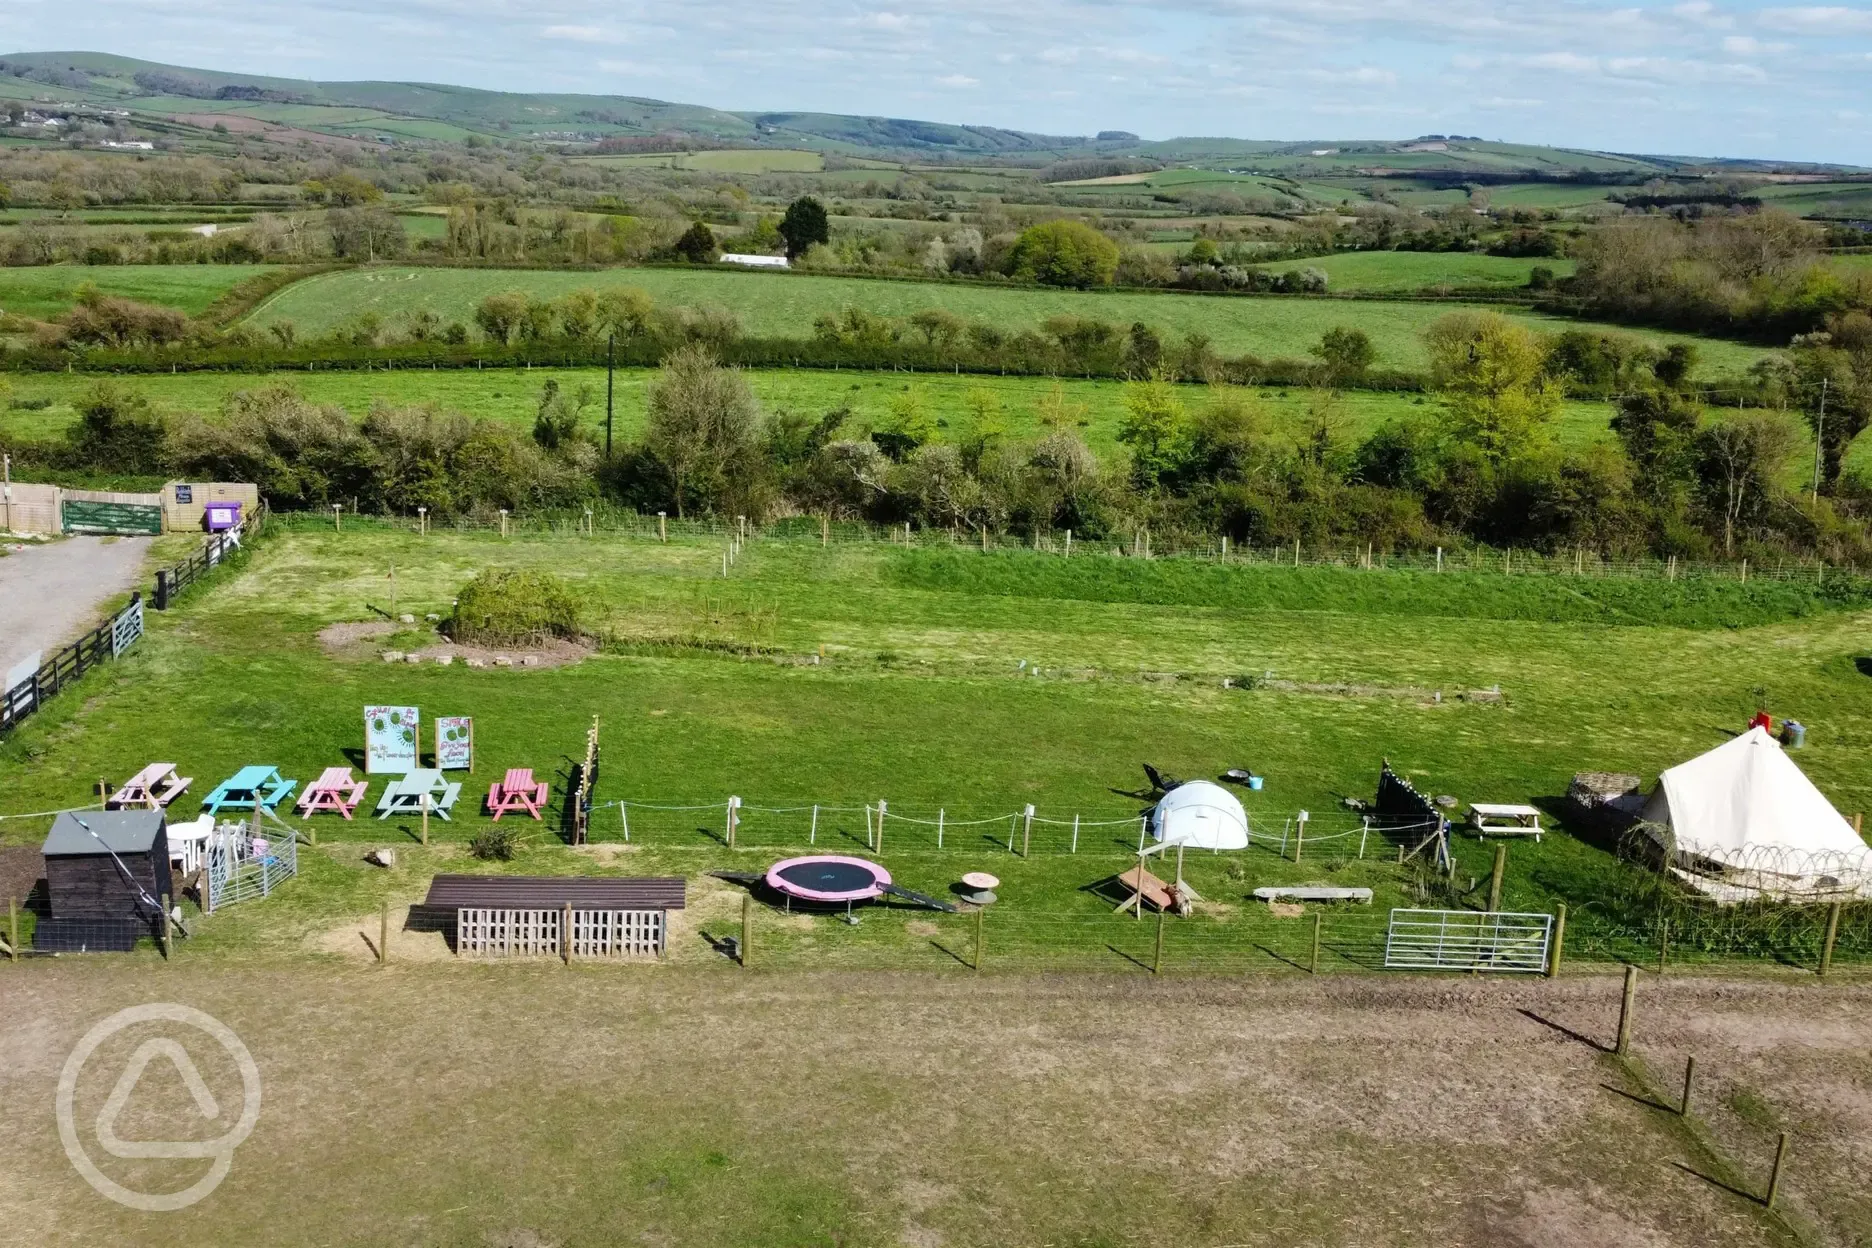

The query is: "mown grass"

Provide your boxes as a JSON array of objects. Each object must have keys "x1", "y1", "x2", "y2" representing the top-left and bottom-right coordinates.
[
  {"x1": 2, "y1": 527, "x2": 1868, "y2": 970},
  {"x1": 242, "y1": 265, "x2": 1773, "y2": 373},
  {"x1": 0, "y1": 263, "x2": 280, "y2": 320},
  {"x1": 1255, "y1": 251, "x2": 1577, "y2": 293},
  {"x1": 0, "y1": 365, "x2": 1625, "y2": 457}
]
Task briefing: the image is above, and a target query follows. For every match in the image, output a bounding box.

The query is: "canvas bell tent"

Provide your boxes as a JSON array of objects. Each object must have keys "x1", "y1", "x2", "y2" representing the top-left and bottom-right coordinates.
[
  {"x1": 1640, "y1": 726, "x2": 1870, "y2": 901},
  {"x1": 1152, "y1": 780, "x2": 1249, "y2": 850}
]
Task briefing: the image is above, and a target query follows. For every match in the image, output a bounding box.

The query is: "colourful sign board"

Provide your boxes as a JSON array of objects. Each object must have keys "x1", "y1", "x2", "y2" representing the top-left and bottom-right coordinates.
[
  {"x1": 436, "y1": 716, "x2": 474, "y2": 772},
  {"x1": 364, "y1": 705, "x2": 419, "y2": 774}
]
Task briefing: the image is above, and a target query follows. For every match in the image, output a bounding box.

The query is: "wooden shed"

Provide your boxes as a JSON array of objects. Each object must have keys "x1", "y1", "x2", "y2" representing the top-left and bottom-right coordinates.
[
  {"x1": 414, "y1": 875, "x2": 685, "y2": 958},
  {"x1": 37, "y1": 809, "x2": 172, "y2": 951}
]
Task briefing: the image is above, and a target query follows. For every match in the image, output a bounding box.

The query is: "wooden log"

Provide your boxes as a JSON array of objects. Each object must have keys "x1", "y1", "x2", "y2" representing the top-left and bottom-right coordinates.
[
  {"x1": 1548, "y1": 903, "x2": 1567, "y2": 978},
  {"x1": 974, "y1": 904, "x2": 984, "y2": 972},
  {"x1": 1616, "y1": 965, "x2": 1637, "y2": 1055}
]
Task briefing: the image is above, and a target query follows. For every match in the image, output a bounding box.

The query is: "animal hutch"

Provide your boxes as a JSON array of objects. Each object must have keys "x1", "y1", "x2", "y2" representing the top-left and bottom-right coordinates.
[
  {"x1": 413, "y1": 875, "x2": 685, "y2": 958},
  {"x1": 38, "y1": 810, "x2": 172, "y2": 951}
]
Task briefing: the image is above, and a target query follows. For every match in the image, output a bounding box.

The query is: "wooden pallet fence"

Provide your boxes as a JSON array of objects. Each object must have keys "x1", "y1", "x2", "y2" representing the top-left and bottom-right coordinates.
[{"x1": 456, "y1": 906, "x2": 665, "y2": 958}]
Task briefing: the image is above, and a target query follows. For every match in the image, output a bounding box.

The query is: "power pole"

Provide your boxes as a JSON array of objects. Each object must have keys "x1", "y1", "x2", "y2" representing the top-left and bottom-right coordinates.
[
  {"x1": 1812, "y1": 377, "x2": 1828, "y2": 503},
  {"x1": 605, "y1": 333, "x2": 615, "y2": 458}
]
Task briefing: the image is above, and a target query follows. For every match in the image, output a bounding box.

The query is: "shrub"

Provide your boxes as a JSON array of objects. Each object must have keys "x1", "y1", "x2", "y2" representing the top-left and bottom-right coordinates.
[
  {"x1": 449, "y1": 568, "x2": 585, "y2": 646},
  {"x1": 1004, "y1": 220, "x2": 1119, "y2": 288},
  {"x1": 469, "y1": 824, "x2": 521, "y2": 862}
]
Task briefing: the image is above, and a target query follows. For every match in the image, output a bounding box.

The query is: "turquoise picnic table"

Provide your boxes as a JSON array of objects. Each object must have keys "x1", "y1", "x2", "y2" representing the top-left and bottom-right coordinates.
[
  {"x1": 375, "y1": 768, "x2": 462, "y2": 821},
  {"x1": 200, "y1": 765, "x2": 298, "y2": 815}
]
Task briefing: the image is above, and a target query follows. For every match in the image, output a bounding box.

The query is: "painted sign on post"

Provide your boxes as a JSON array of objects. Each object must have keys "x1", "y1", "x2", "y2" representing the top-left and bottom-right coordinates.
[
  {"x1": 364, "y1": 705, "x2": 419, "y2": 774},
  {"x1": 436, "y1": 716, "x2": 474, "y2": 771}
]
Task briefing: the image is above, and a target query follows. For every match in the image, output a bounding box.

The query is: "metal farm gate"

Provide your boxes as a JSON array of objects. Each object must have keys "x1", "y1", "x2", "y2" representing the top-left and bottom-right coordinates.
[
  {"x1": 61, "y1": 499, "x2": 163, "y2": 536},
  {"x1": 1384, "y1": 908, "x2": 1553, "y2": 973}
]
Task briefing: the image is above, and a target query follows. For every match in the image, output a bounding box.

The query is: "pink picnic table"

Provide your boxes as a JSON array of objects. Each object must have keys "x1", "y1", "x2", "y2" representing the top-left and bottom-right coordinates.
[
  {"x1": 487, "y1": 768, "x2": 550, "y2": 821},
  {"x1": 108, "y1": 763, "x2": 193, "y2": 810},
  {"x1": 296, "y1": 766, "x2": 370, "y2": 819}
]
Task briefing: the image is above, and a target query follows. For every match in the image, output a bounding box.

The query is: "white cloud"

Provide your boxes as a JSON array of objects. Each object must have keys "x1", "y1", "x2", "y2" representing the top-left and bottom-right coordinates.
[
  {"x1": 544, "y1": 25, "x2": 620, "y2": 43},
  {"x1": 934, "y1": 73, "x2": 979, "y2": 87},
  {"x1": 1722, "y1": 35, "x2": 1788, "y2": 53},
  {"x1": 1757, "y1": 5, "x2": 1872, "y2": 30},
  {"x1": 1525, "y1": 51, "x2": 1599, "y2": 72},
  {"x1": 1306, "y1": 66, "x2": 1398, "y2": 85},
  {"x1": 857, "y1": 10, "x2": 913, "y2": 30}
]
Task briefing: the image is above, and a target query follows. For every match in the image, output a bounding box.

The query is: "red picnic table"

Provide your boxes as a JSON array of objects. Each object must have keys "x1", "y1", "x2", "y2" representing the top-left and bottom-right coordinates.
[
  {"x1": 487, "y1": 768, "x2": 550, "y2": 821},
  {"x1": 296, "y1": 766, "x2": 370, "y2": 819}
]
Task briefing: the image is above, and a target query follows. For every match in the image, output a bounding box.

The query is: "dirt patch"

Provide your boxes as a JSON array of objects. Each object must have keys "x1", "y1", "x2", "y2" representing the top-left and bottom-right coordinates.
[
  {"x1": 0, "y1": 845, "x2": 44, "y2": 910},
  {"x1": 1267, "y1": 901, "x2": 1305, "y2": 918},
  {"x1": 317, "y1": 619, "x2": 593, "y2": 670},
  {"x1": 309, "y1": 904, "x2": 453, "y2": 964}
]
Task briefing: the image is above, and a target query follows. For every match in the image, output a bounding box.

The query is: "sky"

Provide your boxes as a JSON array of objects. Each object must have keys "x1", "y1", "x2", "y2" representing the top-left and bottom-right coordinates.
[{"x1": 4, "y1": 0, "x2": 1871, "y2": 163}]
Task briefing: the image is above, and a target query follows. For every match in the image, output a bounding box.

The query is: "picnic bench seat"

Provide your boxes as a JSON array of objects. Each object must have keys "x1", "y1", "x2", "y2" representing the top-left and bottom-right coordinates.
[
  {"x1": 297, "y1": 767, "x2": 370, "y2": 819},
  {"x1": 107, "y1": 763, "x2": 193, "y2": 810},
  {"x1": 1467, "y1": 803, "x2": 1543, "y2": 841},
  {"x1": 200, "y1": 765, "x2": 298, "y2": 815},
  {"x1": 487, "y1": 768, "x2": 550, "y2": 821},
  {"x1": 1112, "y1": 864, "x2": 1179, "y2": 916}
]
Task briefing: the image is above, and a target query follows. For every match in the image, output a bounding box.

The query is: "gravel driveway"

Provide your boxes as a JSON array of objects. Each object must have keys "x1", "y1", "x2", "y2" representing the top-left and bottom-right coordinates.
[{"x1": 0, "y1": 537, "x2": 152, "y2": 680}]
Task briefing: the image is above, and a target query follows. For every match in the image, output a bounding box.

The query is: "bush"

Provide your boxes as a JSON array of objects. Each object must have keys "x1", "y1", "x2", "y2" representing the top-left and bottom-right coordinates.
[
  {"x1": 1004, "y1": 220, "x2": 1120, "y2": 288},
  {"x1": 448, "y1": 568, "x2": 586, "y2": 645},
  {"x1": 469, "y1": 824, "x2": 521, "y2": 862}
]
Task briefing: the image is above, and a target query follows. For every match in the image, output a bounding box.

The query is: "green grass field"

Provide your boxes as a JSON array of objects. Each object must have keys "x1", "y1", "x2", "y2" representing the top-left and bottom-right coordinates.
[
  {"x1": 0, "y1": 366, "x2": 1623, "y2": 456},
  {"x1": 1256, "y1": 251, "x2": 1577, "y2": 293},
  {"x1": 0, "y1": 264, "x2": 280, "y2": 321},
  {"x1": 2, "y1": 525, "x2": 1868, "y2": 975},
  {"x1": 244, "y1": 266, "x2": 1774, "y2": 374}
]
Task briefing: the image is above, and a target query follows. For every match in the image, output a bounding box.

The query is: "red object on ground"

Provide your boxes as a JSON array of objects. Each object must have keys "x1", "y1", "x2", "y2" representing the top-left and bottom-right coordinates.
[{"x1": 1749, "y1": 711, "x2": 1774, "y2": 734}]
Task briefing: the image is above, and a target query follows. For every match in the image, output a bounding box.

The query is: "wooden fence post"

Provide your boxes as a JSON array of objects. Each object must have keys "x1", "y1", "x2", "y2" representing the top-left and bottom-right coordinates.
[
  {"x1": 974, "y1": 905, "x2": 984, "y2": 972},
  {"x1": 1680, "y1": 1055, "x2": 1696, "y2": 1117},
  {"x1": 1294, "y1": 810, "x2": 1307, "y2": 863},
  {"x1": 741, "y1": 893, "x2": 753, "y2": 968},
  {"x1": 1064, "y1": 529, "x2": 1072, "y2": 557},
  {"x1": 875, "y1": 800, "x2": 886, "y2": 855},
  {"x1": 726, "y1": 796, "x2": 740, "y2": 848},
  {"x1": 380, "y1": 899, "x2": 390, "y2": 965},
  {"x1": 7, "y1": 897, "x2": 16, "y2": 962},
  {"x1": 1153, "y1": 903, "x2": 1166, "y2": 975},
  {"x1": 1766, "y1": 1132, "x2": 1790, "y2": 1209},
  {"x1": 1546, "y1": 903, "x2": 1567, "y2": 977},
  {"x1": 1022, "y1": 805, "x2": 1035, "y2": 858},
  {"x1": 1311, "y1": 911, "x2": 1322, "y2": 974},
  {"x1": 420, "y1": 794, "x2": 430, "y2": 847},
  {"x1": 1657, "y1": 919, "x2": 1669, "y2": 977},
  {"x1": 1487, "y1": 844, "x2": 1506, "y2": 913},
  {"x1": 1820, "y1": 901, "x2": 1841, "y2": 979},
  {"x1": 158, "y1": 893, "x2": 171, "y2": 959},
  {"x1": 562, "y1": 901, "x2": 572, "y2": 966},
  {"x1": 1616, "y1": 964, "x2": 1637, "y2": 1055}
]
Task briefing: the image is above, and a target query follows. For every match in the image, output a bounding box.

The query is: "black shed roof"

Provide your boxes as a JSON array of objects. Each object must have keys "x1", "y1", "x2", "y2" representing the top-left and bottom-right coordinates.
[
  {"x1": 43, "y1": 810, "x2": 165, "y2": 857},
  {"x1": 421, "y1": 874, "x2": 686, "y2": 911}
]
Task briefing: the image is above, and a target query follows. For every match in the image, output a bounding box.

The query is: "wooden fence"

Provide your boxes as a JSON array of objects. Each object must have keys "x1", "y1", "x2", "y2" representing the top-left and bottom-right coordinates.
[
  {"x1": 455, "y1": 907, "x2": 667, "y2": 958},
  {"x1": 153, "y1": 501, "x2": 268, "y2": 610},
  {"x1": 1, "y1": 595, "x2": 143, "y2": 734}
]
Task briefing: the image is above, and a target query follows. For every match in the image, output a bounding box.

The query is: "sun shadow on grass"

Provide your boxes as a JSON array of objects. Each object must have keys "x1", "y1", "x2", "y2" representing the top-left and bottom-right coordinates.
[
  {"x1": 928, "y1": 940, "x2": 972, "y2": 968},
  {"x1": 1599, "y1": 1082, "x2": 1678, "y2": 1115},
  {"x1": 1254, "y1": 944, "x2": 1310, "y2": 973},
  {"x1": 1669, "y1": 1160, "x2": 1762, "y2": 1205},
  {"x1": 1518, "y1": 1007, "x2": 1610, "y2": 1053}
]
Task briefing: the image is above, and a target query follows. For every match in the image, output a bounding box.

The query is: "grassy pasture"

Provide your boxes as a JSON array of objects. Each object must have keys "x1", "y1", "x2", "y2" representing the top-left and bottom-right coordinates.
[
  {"x1": 0, "y1": 366, "x2": 1623, "y2": 455},
  {"x1": 2, "y1": 525, "x2": 1868, "y2": 975},
  {"x1": 1256, "y1": 251, "x2": 1577, "y2": 293},
  {"x1": 0, "y1": 263, "x2": 279, "y2": 320},
  {"x1": 244, "y1": 265, "x2": 1773, "y2": 373}
]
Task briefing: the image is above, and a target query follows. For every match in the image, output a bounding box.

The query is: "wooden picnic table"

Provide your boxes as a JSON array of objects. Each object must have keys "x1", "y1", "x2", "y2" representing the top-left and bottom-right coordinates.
[
  {"x1": 486, "y1": 768, "x2": 550, "y2": 821},
  {"x1": 376, "y1": 768, "x2": 461, "y2": 821},
  {"x1": 201, "y1": 765, "x2": 297, "y2": 815},
  {"x1": 1467, "y1": 803, "x2": 1544, "y2": 841},
  {"x1": 108, "y1": 762, "x2": 192, "y2": 810},
  {"x1": 297, "y1": 766, "x2": 369, "y2": 819}
]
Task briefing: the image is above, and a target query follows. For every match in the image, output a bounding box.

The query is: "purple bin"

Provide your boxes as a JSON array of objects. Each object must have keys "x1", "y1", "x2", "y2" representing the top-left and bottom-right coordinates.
[{"x1": 205, "y1": 501, "x2": 242, "y2": 532}]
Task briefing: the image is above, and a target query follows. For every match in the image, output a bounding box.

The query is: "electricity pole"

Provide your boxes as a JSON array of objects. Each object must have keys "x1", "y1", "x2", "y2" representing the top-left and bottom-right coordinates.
[
  {"x1": 1811, "y1": 377, "x2": 1828, "y2": 503},
  {"x1": 605, "y1": 333, "x2": 615, "y2": 458}
]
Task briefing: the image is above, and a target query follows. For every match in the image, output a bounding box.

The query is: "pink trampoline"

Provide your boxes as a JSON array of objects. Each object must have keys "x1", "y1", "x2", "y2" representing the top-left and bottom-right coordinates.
[{"x1": 765, "y1": 855, "x2": 891, "y2": 904}]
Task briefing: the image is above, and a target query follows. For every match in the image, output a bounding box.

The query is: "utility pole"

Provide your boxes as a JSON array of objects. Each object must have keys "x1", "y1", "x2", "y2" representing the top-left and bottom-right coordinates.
[
  {"x1": 1812, "y1": 377, "x2": 1828, "y2": 503},
  {"x1": 605, "y1": 333, "x2": 615, "y2": 458}
]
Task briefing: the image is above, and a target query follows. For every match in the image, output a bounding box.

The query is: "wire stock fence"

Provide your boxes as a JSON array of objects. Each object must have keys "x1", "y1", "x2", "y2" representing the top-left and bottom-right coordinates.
[{"x1": 270, "y1": 506, "x2": 1859, "y2": 585}]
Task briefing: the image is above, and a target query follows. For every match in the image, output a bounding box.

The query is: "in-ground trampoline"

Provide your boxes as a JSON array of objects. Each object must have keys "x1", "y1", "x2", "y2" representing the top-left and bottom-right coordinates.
[{"x1": 760, "y1": 855, "x2": 954, "y2": 913}]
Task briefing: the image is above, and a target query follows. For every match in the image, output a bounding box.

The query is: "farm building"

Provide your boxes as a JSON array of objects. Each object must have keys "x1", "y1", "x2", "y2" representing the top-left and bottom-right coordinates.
[
  {"x1": 1152, "y1": 780, "x2": 1248, "y2": 850},
  {"x1": 1640, "y1": 726, "x2": 1871, "y2": 901},
  {"x1": 36, "y1": 809, "x2": 172, "y2": 951},
  {"x1": 413, "y1": 875, "x2": 685, "y2": 958},
  {"x1": 719, "y1": 253, "x2": 788, "y2": 268}
]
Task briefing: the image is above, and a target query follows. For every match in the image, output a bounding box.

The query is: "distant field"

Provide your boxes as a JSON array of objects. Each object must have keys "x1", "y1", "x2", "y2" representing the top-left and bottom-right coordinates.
[
  {"x1": 0, "y1": 263, "x2": 277, "y2": 320},
  {"x1": 1257, "y1": 251, "x2": 1576, "y2": 293},
  {"x1": 0, "y1": 365, "x2": 1624, "y2": 456},
  {"x1": 569, "y1": 150, "x2": 824, "y2": 173},
  {"x1": 246, "y1": 266, "x2": 1772, "y2": 373}
]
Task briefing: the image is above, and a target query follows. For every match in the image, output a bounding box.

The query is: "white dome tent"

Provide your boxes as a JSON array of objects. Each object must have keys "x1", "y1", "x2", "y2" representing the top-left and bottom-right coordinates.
[
  {"x1": 1640, "y1": 726, "x2": 1871, "y2": 901},
  {"x1": 1152, "y1": 780, "x2": 1249, "y2": 851}
]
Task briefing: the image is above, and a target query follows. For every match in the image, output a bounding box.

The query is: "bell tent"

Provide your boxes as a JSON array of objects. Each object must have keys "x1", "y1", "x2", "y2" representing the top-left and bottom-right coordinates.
[
  {"x1": 1152, "y1": 780, "x2": 1249, "y2": 850},
  {"x1": 1640, "y1": 726, "x2": 1869, "y2": 899}
]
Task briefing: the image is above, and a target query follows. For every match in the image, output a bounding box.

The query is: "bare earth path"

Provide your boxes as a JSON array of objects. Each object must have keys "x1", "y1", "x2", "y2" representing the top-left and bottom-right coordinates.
[
  {"x1": 0, "y1": 537, "x2": 150, "y2": 677},
  {"x1": 0, "y1": 966, "x2": 1863, "y2": 1247}
]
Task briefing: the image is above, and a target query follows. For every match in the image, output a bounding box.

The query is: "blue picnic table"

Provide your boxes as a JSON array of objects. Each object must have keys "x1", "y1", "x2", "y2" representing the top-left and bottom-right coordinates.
[
  {"x1": 375, "y1": 768, "x2": 462, "y2": 821},
  {"x1": 201, "y1": 765, "x2": 299, "y2": 815}
]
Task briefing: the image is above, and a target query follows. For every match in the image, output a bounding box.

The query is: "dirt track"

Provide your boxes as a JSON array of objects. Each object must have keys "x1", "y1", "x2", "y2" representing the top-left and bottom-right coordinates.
[
  {"x1": 0, "y1": 537, "x2": 150, "y2": 679},
  {"x1": 0, "y1": 966, "x2": 1862, "y2": 1247}
]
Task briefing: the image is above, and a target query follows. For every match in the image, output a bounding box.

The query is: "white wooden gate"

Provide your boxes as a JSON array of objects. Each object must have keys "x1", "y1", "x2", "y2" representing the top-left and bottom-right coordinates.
[
  {"x1": 1384, "y1": 908, "x2": 1552, "y2": 972},
  {"x1": 457, "y1": 908, "x2": 665, "y2": 958}
]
